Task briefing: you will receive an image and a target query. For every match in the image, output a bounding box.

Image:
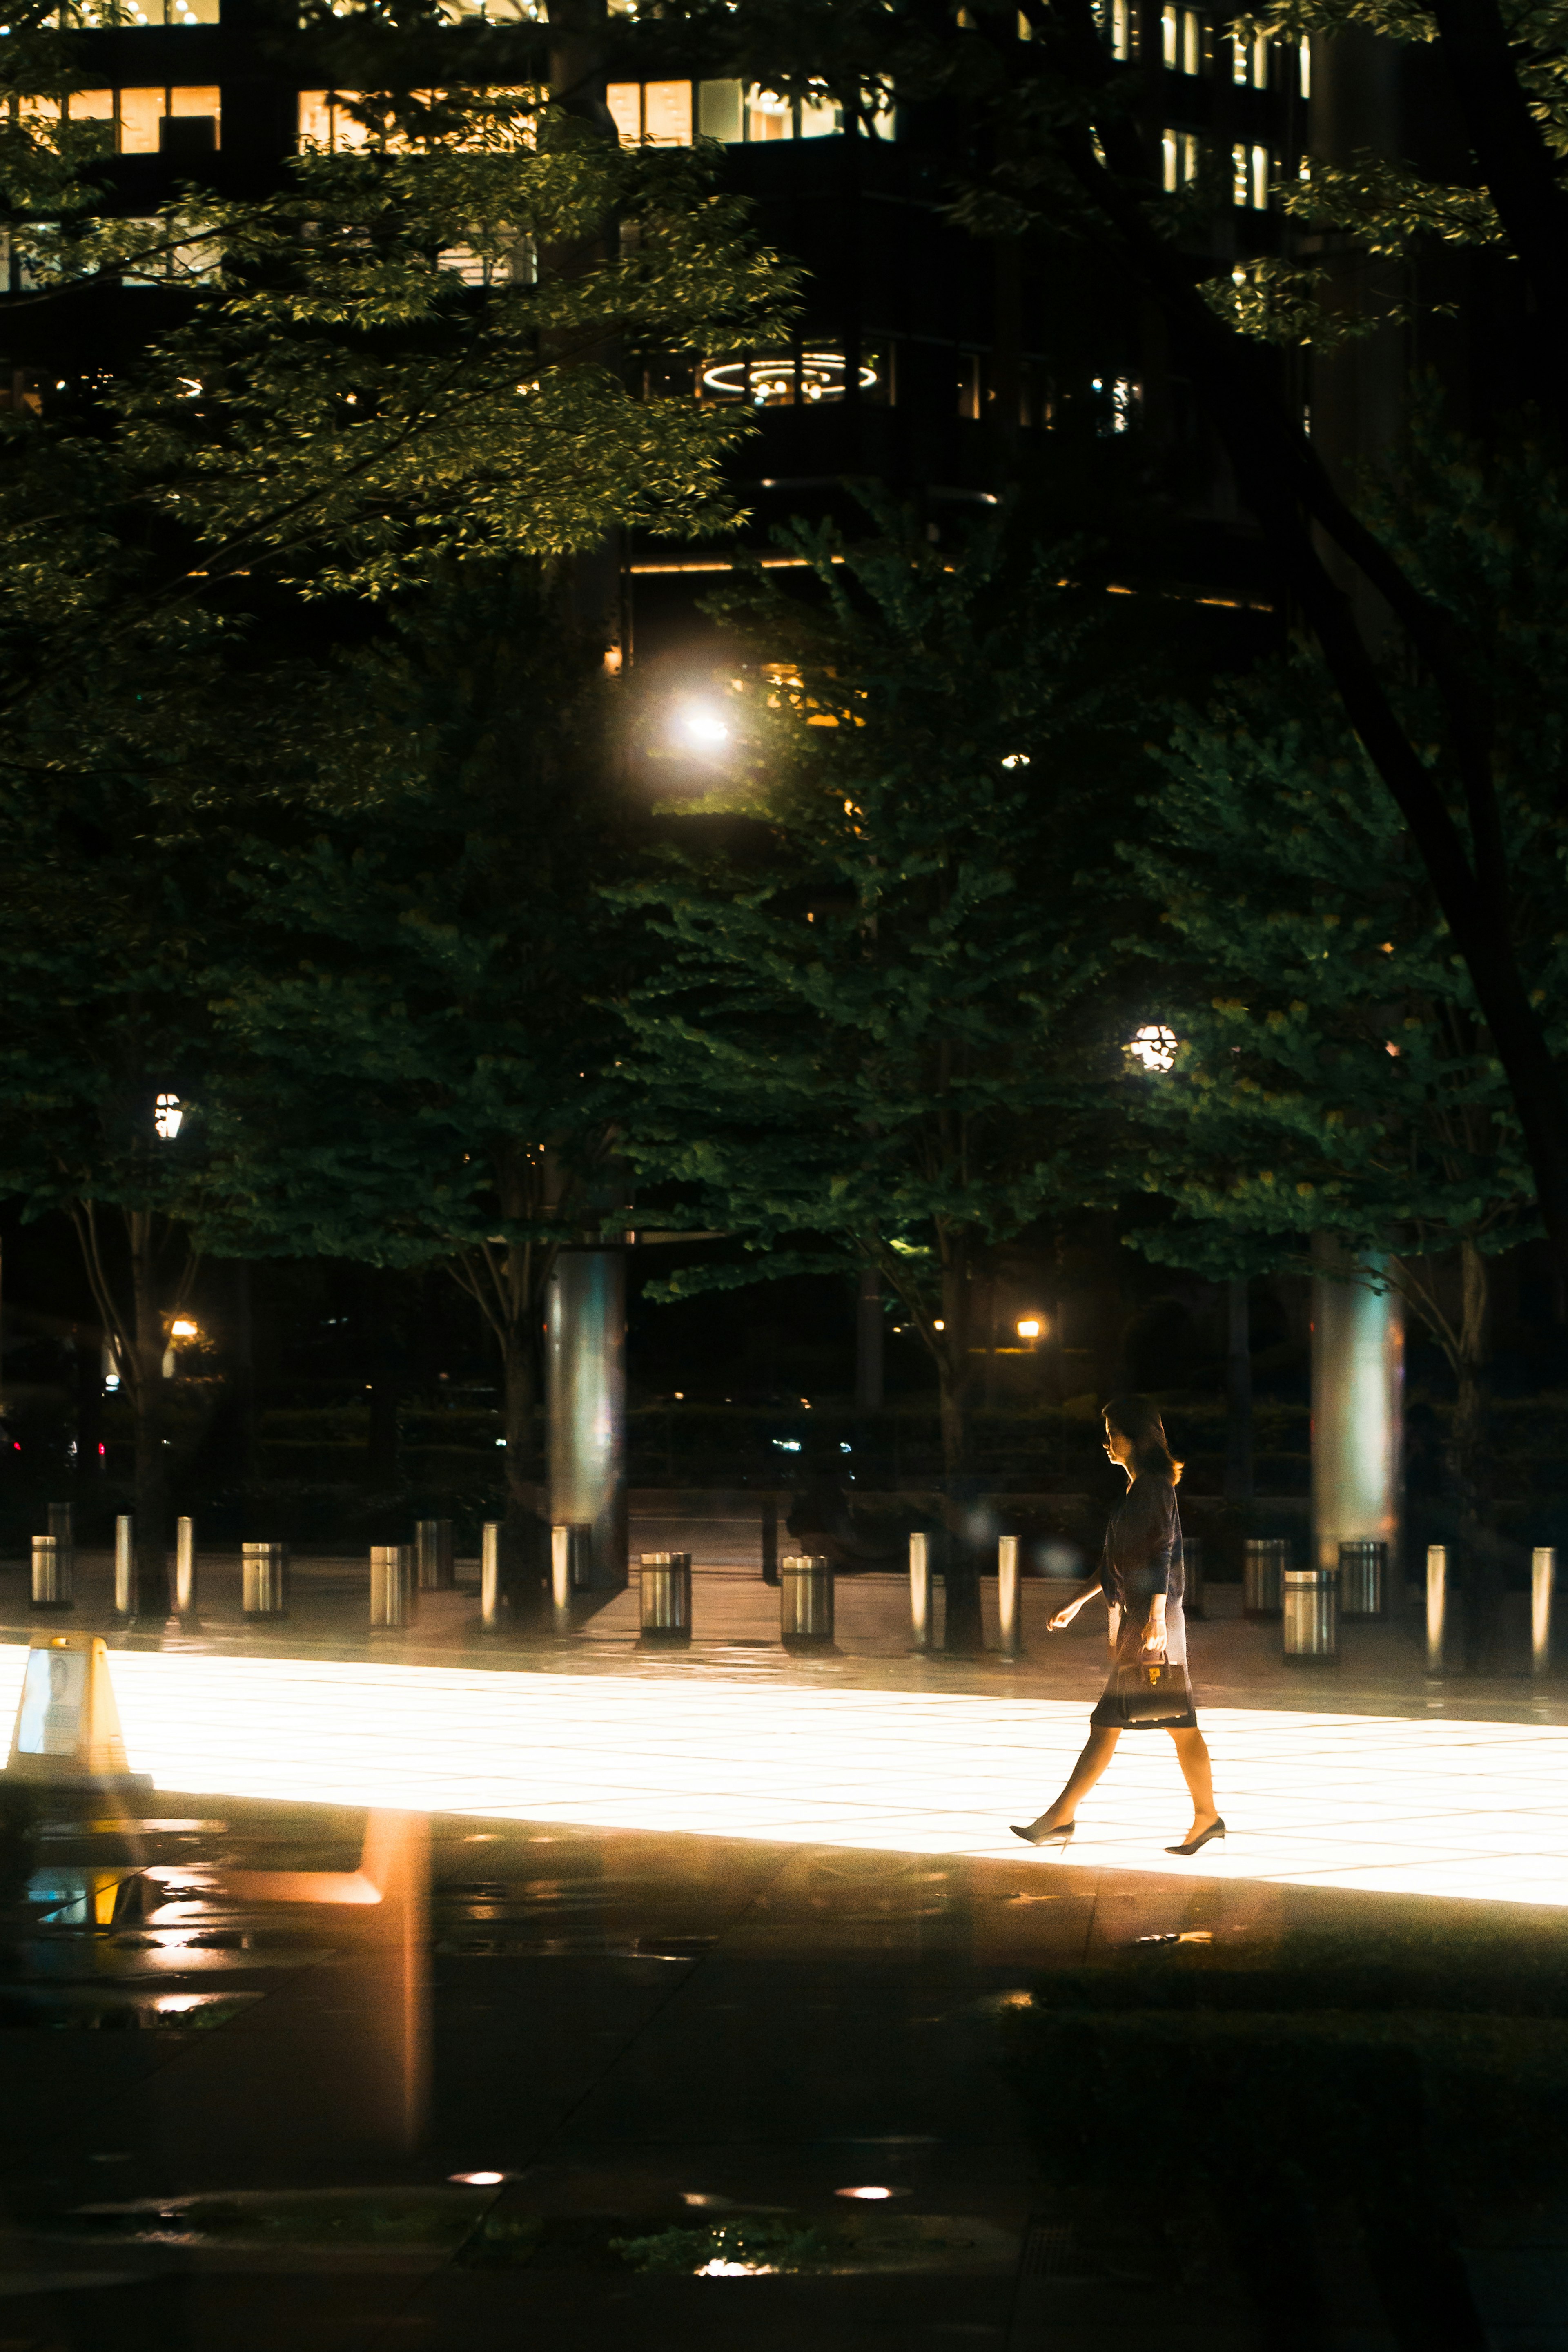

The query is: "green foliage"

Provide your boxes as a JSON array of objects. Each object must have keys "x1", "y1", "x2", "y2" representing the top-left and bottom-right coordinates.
[
  {"x1": 610, "y1": 507, "x2": 1142, "y2": 1475},
  {"x1": 610, "y1": 2217, "x2": 834, "y2": 2274}
]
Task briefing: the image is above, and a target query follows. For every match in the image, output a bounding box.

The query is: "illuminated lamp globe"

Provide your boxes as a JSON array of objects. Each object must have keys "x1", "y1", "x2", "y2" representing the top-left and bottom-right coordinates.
[{"x1": 1126, "y1": 1024, "x2": 1178, "y2": 1074}]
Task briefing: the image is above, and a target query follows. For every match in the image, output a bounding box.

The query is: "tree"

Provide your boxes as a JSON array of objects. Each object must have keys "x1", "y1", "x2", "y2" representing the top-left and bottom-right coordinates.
[
  {"x1": 0, "y1": 53, "x2": 794, "y2": 1581},
  {"x1": 1118, "y1": 481, "x2": 1563, "y2": 1650},
  {"x1": 609, "y1": 513, "x2": 1140, "y2": 1645},
  {"x1": 187, "y1": 561, "x2": 634, "y2": 1594},
  {"x1": 640, "y1": 0, "x2": 1568, "y2": 1286}
]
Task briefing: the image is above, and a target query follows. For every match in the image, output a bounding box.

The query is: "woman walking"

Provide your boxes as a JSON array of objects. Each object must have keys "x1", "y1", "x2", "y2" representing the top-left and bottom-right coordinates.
[{"x1": 1010, "y1": 1395, "x2": 1224, "y2": 1856}]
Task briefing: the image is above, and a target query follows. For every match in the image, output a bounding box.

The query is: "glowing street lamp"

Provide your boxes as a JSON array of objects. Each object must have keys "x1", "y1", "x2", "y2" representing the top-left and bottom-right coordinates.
[
  {"x1": 1016, "y1": 1317, "x2": 1043, "y2": 1341},
  {"x1": 1126, "y1": 1023, "x2": 1178, "y2": 1074},
  {"x1": 154, "y1": 1092, "x2": 183, "y2": 1139},
  {"x1": 675, "y1": 702, "x2": 731, "y2": 751}
]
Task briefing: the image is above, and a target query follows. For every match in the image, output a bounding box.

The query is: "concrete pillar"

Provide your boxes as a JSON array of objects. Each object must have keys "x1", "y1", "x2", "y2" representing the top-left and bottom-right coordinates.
[
  {"x1": 1311, "y1": 1239, "x2": 1403, "y2": 1587},
  {"x1": 546, "y1": 1250, "x2": 627, "y2": 1595}
]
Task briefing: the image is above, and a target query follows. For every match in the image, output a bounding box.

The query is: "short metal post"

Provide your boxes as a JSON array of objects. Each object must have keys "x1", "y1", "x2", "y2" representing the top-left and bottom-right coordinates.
[
  {"x1": 638, "y1": 1550, "x2": 692, "y2": 1643},
  {"x1": 1532, "y1": 1546, "x2": 1555, "y2": 1678},
  {"x1": 174, "y1": 1517, "x2": 198, "y2": 1618},
  {"x1": 416, "y1": 1518, "x2": 455, "y2": 1592},
  {"x1": 909, "y1": 1530, "x2": 933, "y2": 1652},
  {"x1": 1338, "y1": 1539, "x2": 1387, "y2": 1620},
  {"x1": 761, "y1": 1493, "x2": 780, "y2": 1586},
  {"x1": 30, "y1": 1535, "x2": 72, "y2": 1610},
  {"x1": 480, "y1": 1521, "x2": 501, "y2": 1630},
  {"x1": 1244, "y1": 1537, "x2": 1286, "y2": 1619},
  {"x1": 114, "y1": 1515, "x2": 137, "y2": 1617},
  {"x1": 1426, "y1": 1544, "x2": 1448, "y2": 1676},
  {"x1": 242, "y1": 1540, "x2": 289, "y2": 1617},
  {"x1": 996, "y1": 1534, "x2": 1021, "y2": 1659},
  {"x1": 551, "y1": 1522, "x2": 573, "y2": 1635},
  {"x1": 780, "y1": 1553, "x2": 834, "y2": 1646},
  {"x1": 369, "y1": 1543, "x2": 416, "y2": 1629},
  {"x1": 1283, "y1": 1563, "x2": 1339, "y2": 1663}
]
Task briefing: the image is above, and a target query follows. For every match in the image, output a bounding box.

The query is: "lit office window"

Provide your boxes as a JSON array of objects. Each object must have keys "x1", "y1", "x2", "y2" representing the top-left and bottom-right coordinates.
[
  {"x1": 695, "y1": 80, "x2": 857, "y2": 141},
  {"x1": 72, "y1": 86, "x2": 221, "y2": 153},
  {"x1": 1297, "y1": 37, "x2": 1311, "y2": 96},
  {"x1": 1092, "y1": 373, "x2": 1140, "y2": 433},
  {"x1": 298, "y1": 88, "x2": 534, "y2": 151},
  {"x1": 436, "y1": 0, "x2": 540, "y2": 17},
  {"x1": 1232, "y1": 30, "x2": 1268, "y2": 86},
  {"x1": 53, "y1": 0, "x2": 218, "y2": 20},
  {"x1": 606, "y1": 80, "x2": 693, "y2": 144},
  {"x1": 1161, "y1": 127, "x2": 1200, "y2": 190},
  {"x1": 1161, "y1": 7, "x2": 1203, "y2": 74},
  {"x1": 1096, "y1": 0, "x2": 1134, "y2": 57},
  {"x1": 121, "y1": 214, "x2": 220, "y2": 282},
  {"x1": 1232, "y1": 140, "x2": 1269, "y2": 207}
]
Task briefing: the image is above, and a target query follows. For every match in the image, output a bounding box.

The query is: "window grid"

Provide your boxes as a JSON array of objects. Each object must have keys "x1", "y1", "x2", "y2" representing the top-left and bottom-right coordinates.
[{"x1": 1161, "y1": 126, "x2": 1200, "y2": 191}]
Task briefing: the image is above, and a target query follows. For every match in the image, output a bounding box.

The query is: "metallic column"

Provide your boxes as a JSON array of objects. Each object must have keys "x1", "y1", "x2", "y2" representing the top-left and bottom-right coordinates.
[
  {"x1": 1426, "y1": 1544, "x2": 1448, "y2": 1676},
  {"x1": 174, "y1": 1517, "x2": 198, "y2": 1619},
  {"x1": 114, "y1": 1515, "x2": 137, "y2": 1617},
  {"x1": 550, "y1": 1523, "x2": 574, "y2": 1636},
  {"x1": 546, "y1": 1250, "x2": 627, "y2": 1594},
  {"x1": 996, "y1": 1535, "x2": 1021, "y2": 1659},
  {"x1": 1533, "y1": 1547, "x2": 1556, "y2": 1678},
  {"x1": 480, "y1": 1522, "x2": 501, "y2": 1630},
  {"x1": 909, "y1": 1531, "x2": 933, "y2": 1651},
  {"x1": 1311, "y1": 1242, "x2": 1403, "y2": 1596}
]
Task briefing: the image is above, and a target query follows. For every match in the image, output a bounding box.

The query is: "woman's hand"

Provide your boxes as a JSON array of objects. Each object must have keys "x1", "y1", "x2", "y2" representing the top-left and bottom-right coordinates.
[
  {"x1": 1141, "y1": 1621, "x2": 1168, "y2": 1660},
  {"x1": 1047, "y1": 1604, "x2": 1078, "y2": 1633}
]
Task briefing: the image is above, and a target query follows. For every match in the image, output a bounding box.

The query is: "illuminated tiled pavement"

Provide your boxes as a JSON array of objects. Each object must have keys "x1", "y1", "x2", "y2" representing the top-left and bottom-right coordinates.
[{"x1": 8, "y1": 1641, "x2": 1568, "y2": 1910}]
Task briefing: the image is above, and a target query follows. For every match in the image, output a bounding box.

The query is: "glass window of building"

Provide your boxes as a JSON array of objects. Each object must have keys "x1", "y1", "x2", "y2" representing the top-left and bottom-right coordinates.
[
  {"x1": 1232, "y1": 31, "x2": 1269, "y2": 86},
  {"x1": 693, "y1": 80, "x2": 856, "y2": 141},
  {"x1": 1161, "y1": 127, "x2": 1200, "y2": 190},
  {"x1": 1161, "y1": 8, "x2": 1203, "y2": 74},
  {"x1": 607, "y1": 80, "x2": 693, "y2": 144},
  {"x1": 1096, "y1": 0, "x2": 1135, "y2": 58},
  {"x1": 54, "y1": 0, "x2": 218, "y2": 20},
  {"x1": 1232, "y1": 140, "x2": 1269, "y2": 207},
  {"x1": 111, "y1": 85, "x2": 219, "y2": 152},
  {"x1": 1297, "y1": 37, "x2": 1311, "y2": 96}
]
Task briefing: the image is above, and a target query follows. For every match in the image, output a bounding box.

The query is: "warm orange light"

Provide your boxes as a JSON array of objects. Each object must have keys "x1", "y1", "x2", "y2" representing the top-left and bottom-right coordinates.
[
  {"x1": 1016, "y1": 1317, "x2": 1043, "y2": 1340},
  {"x1": 170, "y1": 1318, "x2": 198, "y2": 1339}
]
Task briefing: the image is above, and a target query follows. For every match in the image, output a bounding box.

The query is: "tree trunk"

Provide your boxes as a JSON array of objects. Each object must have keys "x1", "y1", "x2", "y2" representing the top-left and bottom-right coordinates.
[
  {"x1": 128, "y1": 1211, "x2": 169, "y2": 1610},
  {"x1": 1449, "y1": 1241, "x2": 1499, "y2": 1672},
  {"x1": 499, "y1": 1308, "x2": 548, "y2": 1623}
]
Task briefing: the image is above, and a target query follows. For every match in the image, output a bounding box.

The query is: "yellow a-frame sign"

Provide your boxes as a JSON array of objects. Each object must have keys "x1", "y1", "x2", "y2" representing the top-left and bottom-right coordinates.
[{"x1": 6, "y1": 1630, "x2": 134, "y2": 1782}]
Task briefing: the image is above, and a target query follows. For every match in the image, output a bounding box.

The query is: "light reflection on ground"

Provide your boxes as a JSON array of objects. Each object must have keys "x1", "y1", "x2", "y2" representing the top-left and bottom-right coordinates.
[{"x1": 4, "y1": 1643, "x2": 1568, "y2": 1908}]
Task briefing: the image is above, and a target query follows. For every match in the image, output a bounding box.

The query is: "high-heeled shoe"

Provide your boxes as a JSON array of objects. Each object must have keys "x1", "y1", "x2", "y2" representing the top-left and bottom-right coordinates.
[
  {"x1": 1166, "y1": 1818, "x2": 1225, "y2": 1855},
  {"x1": 1010, "y1": 1820, "x2": 1075, "y2": 1845}
]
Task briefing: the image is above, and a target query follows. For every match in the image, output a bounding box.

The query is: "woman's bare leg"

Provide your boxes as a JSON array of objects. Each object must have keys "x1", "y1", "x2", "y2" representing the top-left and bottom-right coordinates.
[
  {"x1": 1022, "y1": 1727, "x2": 1121, "y2": 1832},
  {"x1": 1169, "y1": 1728, "x2": 1218, "y2": 1838}
]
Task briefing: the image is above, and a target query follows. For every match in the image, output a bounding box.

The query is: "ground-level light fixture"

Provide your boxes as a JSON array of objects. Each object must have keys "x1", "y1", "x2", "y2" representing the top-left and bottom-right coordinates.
[
  {"x1": 449, "y1": 2171, "x2": 508, "y2": 2186},
  {"x1": 1126, "y1": 1023, "x2": 1179, "y2": 1074},
  {"x1": 835, "y1": 2185, "x2": 908, "y2": 2200},
  {"x1": 154, "y1": 1092, "x2": 183, "y2": 1139}
]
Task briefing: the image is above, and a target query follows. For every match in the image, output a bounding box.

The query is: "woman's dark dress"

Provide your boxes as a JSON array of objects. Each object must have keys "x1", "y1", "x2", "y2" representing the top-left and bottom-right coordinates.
[{"x1": 1088, "y1": 1472, "x2": 1198, "y2": 1731}]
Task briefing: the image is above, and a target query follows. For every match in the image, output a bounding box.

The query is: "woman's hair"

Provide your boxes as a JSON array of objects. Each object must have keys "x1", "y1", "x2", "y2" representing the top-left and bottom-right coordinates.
[{"x1": 1103, "y1": 1394, "x2": 1183, "y2": 1484}]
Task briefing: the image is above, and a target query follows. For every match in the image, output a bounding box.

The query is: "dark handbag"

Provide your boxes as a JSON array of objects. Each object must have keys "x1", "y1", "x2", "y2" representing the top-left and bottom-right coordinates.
[{"x1": 1115, "y1": 1662, "x2": 1192, "y2": 1726}]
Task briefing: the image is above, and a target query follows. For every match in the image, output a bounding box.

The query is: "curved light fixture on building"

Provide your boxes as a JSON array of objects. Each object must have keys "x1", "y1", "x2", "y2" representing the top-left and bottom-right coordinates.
[{"x1": 701, "y1": 350, "x2": 879, "y2": 407}]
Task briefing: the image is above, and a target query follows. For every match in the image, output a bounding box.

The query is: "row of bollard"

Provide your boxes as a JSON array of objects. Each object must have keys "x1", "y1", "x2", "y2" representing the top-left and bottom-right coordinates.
[{"x1": 28, "y1": 1508, "x2": 461, "y2": 1625}]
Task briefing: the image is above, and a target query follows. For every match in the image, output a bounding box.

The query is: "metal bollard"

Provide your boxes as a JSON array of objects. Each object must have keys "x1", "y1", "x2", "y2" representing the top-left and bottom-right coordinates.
[
  {"x1": 480, "y1": 1521, "x2": 501, "y2": 1630},
  {"x1": 1283, "y1": 1562, "x2": 1339, "y2": 1663},
  {"x1": 1426, "y1": 1544, "x2": 1448, "y2": 1676},
  {"x1": 114, "y1": 1515, "x2": 137, "y2": 1617},
  {"x1": 1339, "y1": 1540, "x2": 1387, "y2": 1620},
  {"x1": 996, "y1": 1535, "x2": 1022, "y2": 1659},
  {"x1": 761, "y1": 1493, "x2": 780, "y2": 1587},
  {"x1": 242, "y1": 1541, "x2": 289, "y2": 1617},
  {"x1": 415, "y1": 1518, "x2": 455, "y2": 1592},
  {"x1": 1182, "y1": 1536, "x2": 1205, "y2": 1622},
  {"x1": 781, "y1": 1553, "x2": 834, "y2": 1646},
  {"x1": 909, "y1": 1530, "x2": 933, "y2": 1652},
  {"x1": 370, "y1": 1543, "x2": 416, "y2": 1629},
  {"x1": 30, "y1": 1535, "x2": 72, "y2": 1610},
  {"x1": 1533, "y1": 1547, "x2": 1556, "y2": 1679},
  {"x1": 174, "y1": 1517, "x2": 198, "y2": 1619},
  {"x1": 639, "y1": 1551, "x2": 691, "y2": 1643},
  {"x1": 550, "y1": 1523, "x2": 575, "y2": 1636},
  {"x1": 1244, "y1": 1537, "x2": 1287, "y2": 1620}
]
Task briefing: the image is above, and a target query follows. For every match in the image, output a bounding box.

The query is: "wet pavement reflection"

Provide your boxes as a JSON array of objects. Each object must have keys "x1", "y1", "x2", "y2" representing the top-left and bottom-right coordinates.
[{"x1": 1, "y1": 1781, "x2": 1567, "y2": 2347}]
